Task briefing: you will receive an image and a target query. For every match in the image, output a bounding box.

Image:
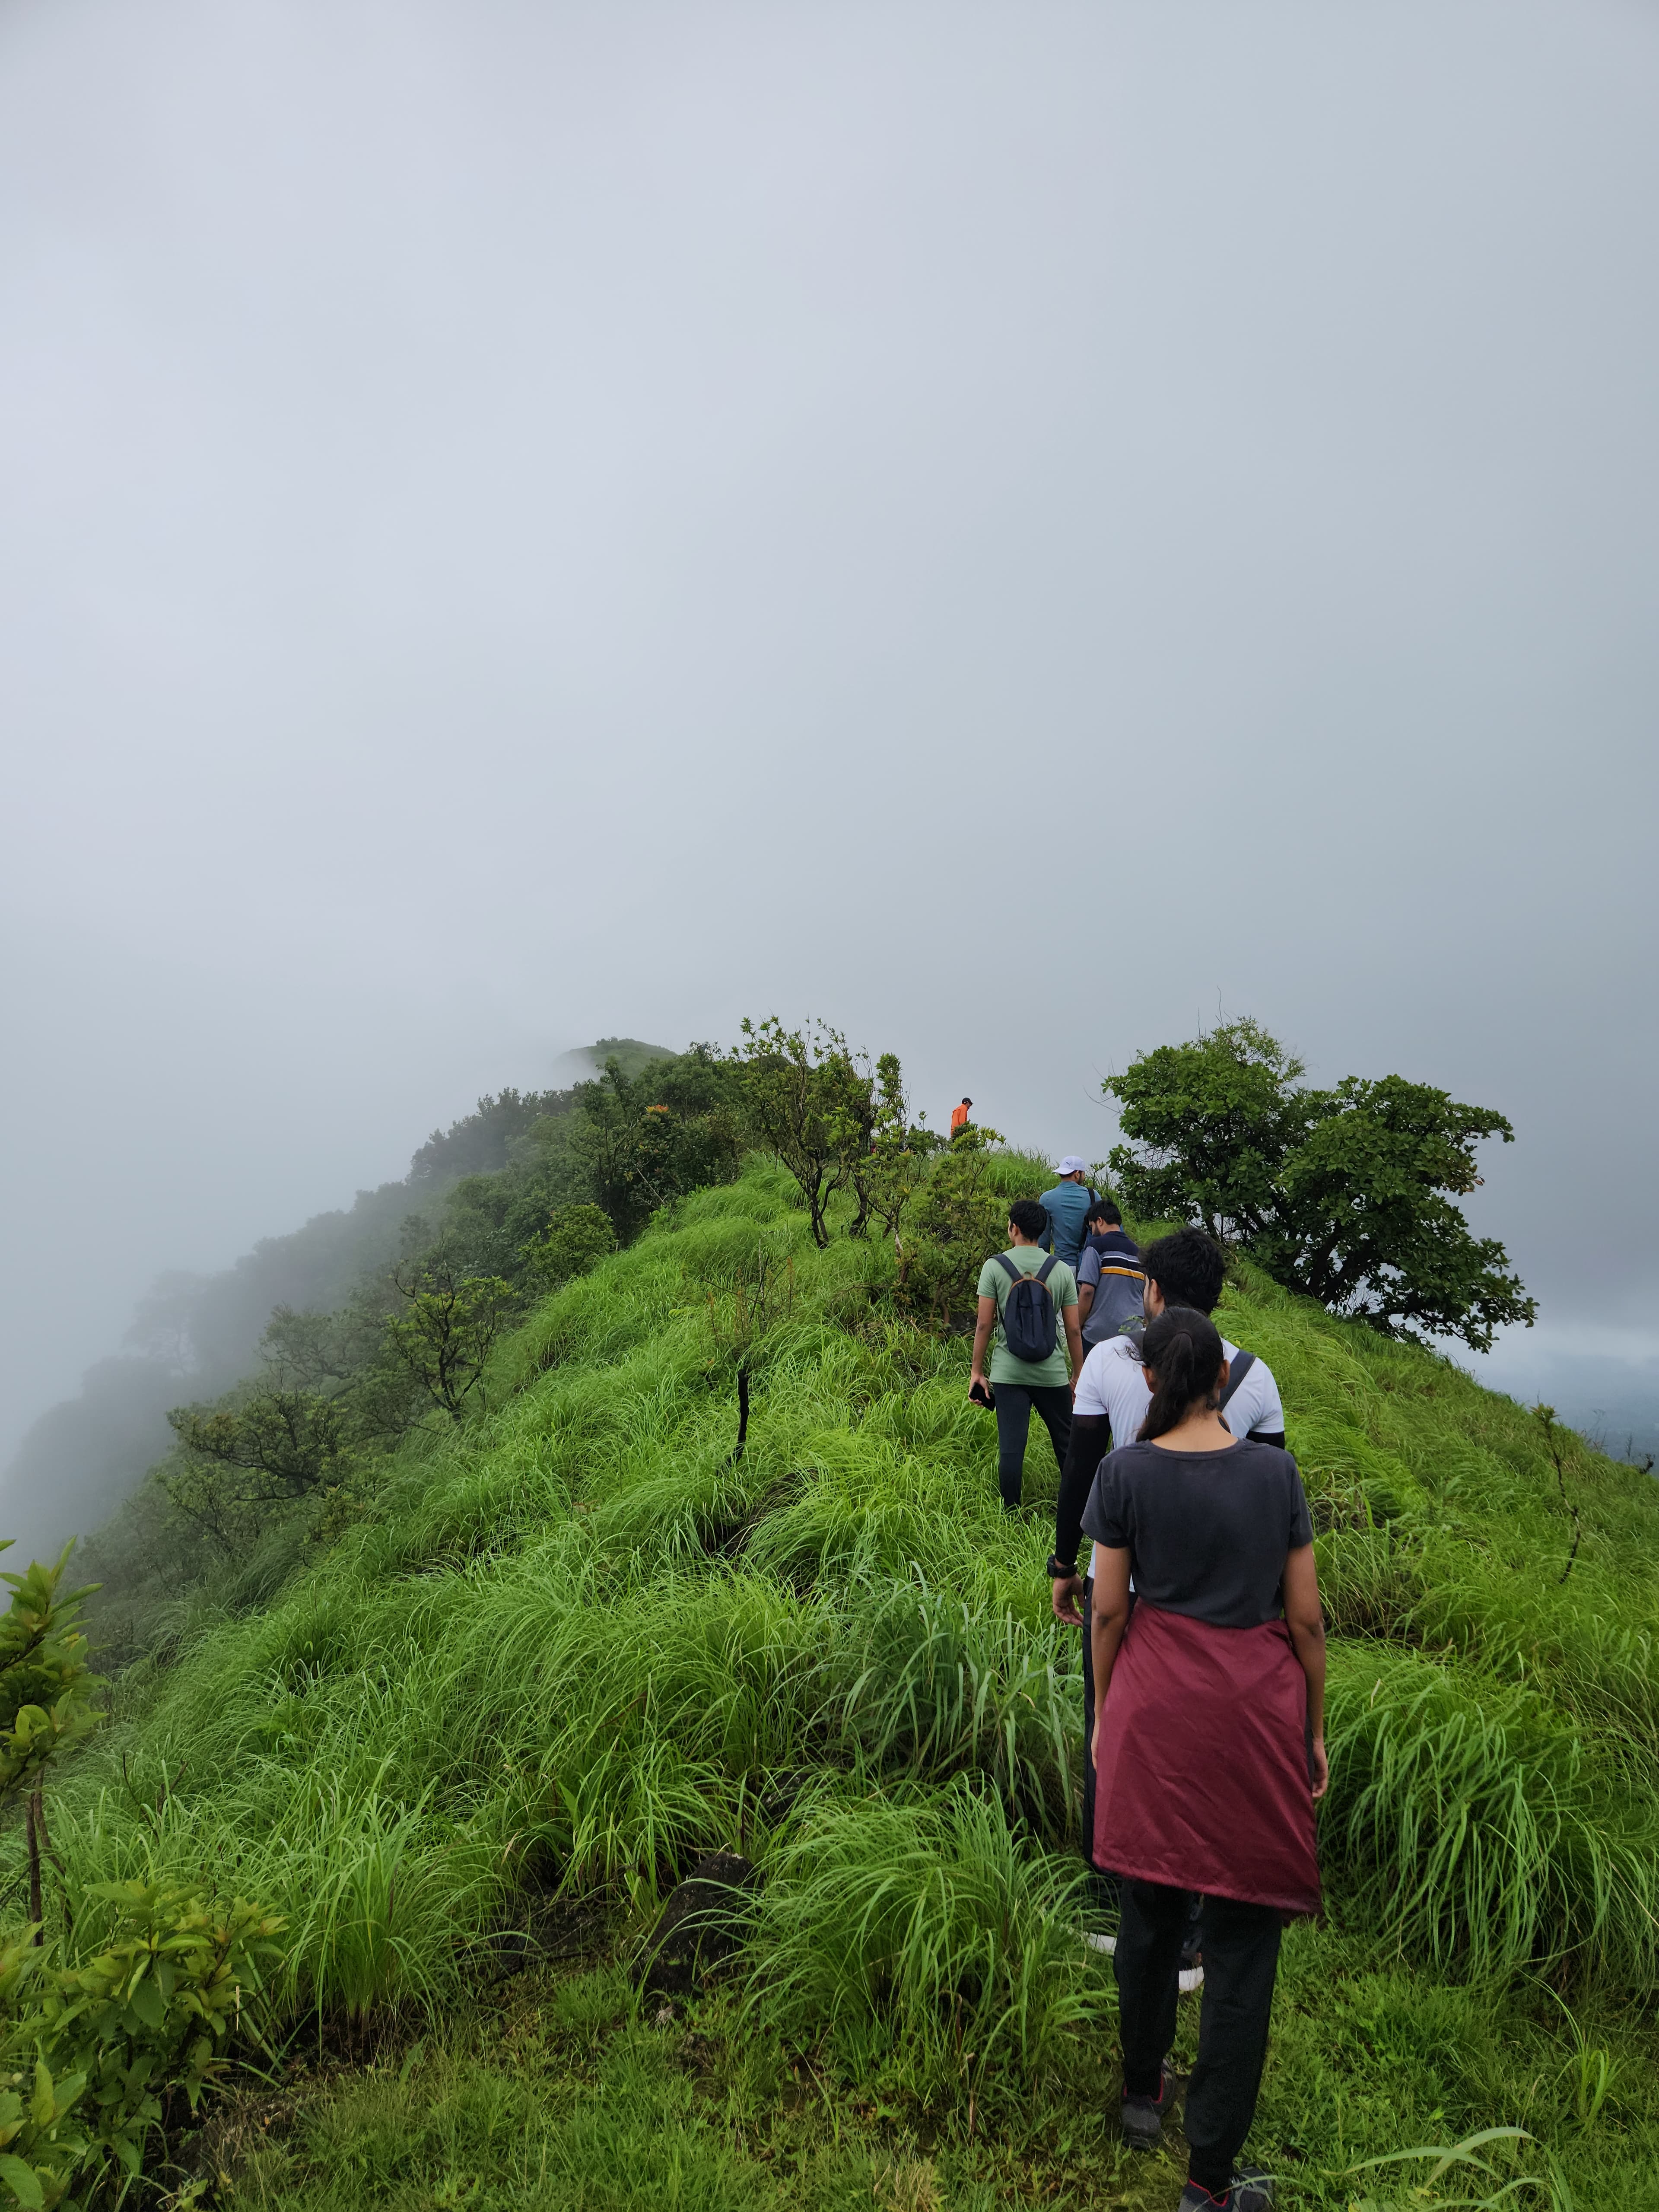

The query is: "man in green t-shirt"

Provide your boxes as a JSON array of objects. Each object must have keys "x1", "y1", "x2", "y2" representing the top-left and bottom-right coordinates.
[{"x1": 969, "y1": 1197, "x2": 1083, "y2": 1509}]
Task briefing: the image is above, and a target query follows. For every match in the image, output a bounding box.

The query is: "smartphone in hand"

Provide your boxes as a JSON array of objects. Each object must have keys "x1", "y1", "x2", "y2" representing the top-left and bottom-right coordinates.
[{"x1": 969, "y1": 1378, "x2": 996, "y2": 1409}]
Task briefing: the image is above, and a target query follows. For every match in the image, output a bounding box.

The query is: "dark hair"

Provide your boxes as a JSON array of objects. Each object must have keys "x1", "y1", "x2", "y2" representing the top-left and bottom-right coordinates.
[
  {"x1": 1141, "y1": 1227, "x2": 1225, "y2": 1315},
  {"x1": 1007, "y1": 1198, "x2": 1048, "y2": 1240},
  {"x1": 962, "y1": 1096, "x2": 973, "y2": 1105},
  {"x1": 1087, "y1": 1198, "x2": 1123, "y2": 1227},
  {"x1": 1137, "y1": 1306, "x2": 1225, "y2": 1440}
]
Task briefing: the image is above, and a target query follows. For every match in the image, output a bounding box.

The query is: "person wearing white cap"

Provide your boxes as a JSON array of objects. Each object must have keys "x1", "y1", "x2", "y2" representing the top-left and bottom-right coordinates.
[{"x1": 1039, "y1": 1157, "x2": 1098, "y2": 1270}]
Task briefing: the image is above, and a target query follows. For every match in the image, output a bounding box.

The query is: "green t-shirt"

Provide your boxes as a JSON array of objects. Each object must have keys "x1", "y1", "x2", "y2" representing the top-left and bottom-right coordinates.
[{"x1": 976, "y1": 1246, "x2": 1078, "y2": 1386}]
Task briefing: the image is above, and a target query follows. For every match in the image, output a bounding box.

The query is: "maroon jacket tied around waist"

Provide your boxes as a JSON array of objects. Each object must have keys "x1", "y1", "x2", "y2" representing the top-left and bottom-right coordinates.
[{"x1": 1092, "y1": 1600, "x2": 1322, "y2": 1917}]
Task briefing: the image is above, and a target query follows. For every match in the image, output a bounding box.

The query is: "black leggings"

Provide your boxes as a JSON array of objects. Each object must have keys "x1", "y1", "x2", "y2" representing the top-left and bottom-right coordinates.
[
  {"x1": 992, "y1": 1383, "x2": 1071, "y2": 1509},
  {"x1": 1116, "y1": 1877, "x2": 1283, "y2": 2193}
]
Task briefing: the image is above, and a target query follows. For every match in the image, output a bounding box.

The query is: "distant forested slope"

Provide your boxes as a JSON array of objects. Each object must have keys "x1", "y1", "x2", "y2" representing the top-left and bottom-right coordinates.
[{"x1": 0, "y1": 1082, "x2": 585, "y2": 1560}]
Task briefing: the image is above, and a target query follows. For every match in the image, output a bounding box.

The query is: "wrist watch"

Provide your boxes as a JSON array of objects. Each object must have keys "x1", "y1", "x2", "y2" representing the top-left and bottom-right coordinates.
[{"x1": 1046, "y1": 1554, "x2": 1077, "y2": 1581}]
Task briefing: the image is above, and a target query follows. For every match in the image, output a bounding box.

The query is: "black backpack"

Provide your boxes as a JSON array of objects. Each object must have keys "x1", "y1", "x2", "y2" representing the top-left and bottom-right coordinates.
[
  {"x1": 996, "y1": 1252, "x2": 1060, "y2": 1364},
  {"x1": 1217, "y1": 1348, "x2": 1256, "y2": 1413}
]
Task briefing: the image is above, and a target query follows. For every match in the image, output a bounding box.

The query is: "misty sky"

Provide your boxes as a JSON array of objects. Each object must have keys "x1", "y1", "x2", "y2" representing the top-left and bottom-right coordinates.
[{"x1": 3, "y1": 0, "x2": 1658, "y2": 1468}]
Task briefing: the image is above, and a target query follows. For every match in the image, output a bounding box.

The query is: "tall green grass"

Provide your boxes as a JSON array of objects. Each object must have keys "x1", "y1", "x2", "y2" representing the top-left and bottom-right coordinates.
[
  {"x1": 743, "y1": 1779, "x2": 1103, "y2": 2115},
  {"x1": 23, "y1": 1156, "x2": 1659, "y2": 2086},
  {"x1": 1325, "y1": 1646, "x2": 1659, "y2": 1984}
]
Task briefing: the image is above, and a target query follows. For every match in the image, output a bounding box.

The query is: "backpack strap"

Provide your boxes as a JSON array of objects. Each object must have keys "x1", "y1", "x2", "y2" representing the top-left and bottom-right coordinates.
[
  {"x1": 1218, "y1": 1348, "x2": 1257, "y2": 1412},
  {"x1": 1035, "y1": 1254, "x2": 1059, "y2": 1286},
  {"x1": 995, "y1": 1253, "x2": 1022, "y2": 1285}
]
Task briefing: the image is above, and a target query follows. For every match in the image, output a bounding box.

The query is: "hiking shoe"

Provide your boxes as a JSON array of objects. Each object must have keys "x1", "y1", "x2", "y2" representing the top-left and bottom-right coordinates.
[
  {"x1": 1120, "y1": 2069, "x2": 1178, "y2": 2149},
  {"x1": 1083, "y1": 1929, "x2": 1116, "y2": 1955},
  {"x1": 1177, "y1": 2167, "x2": 1274, "y2": 2210}
]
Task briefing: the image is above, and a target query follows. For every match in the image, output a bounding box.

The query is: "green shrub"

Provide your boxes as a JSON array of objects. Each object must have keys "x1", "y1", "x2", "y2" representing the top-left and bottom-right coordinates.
[
  {"x1": 0, "y1": 1882, "x2": 280, "y2": 2210},
  {"x1": 896, "y1": 1130, "x2": 1007, "y2": 1329}
]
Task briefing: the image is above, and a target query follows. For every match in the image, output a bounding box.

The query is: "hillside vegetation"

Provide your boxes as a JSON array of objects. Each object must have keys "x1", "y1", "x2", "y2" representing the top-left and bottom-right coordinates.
[
  {"x1": 15, "y1": 1149, "x2": 1659, "y2": 2211},
  {"x1": 4, "y1": 1082, "x2": 596, "y2": 1566}
]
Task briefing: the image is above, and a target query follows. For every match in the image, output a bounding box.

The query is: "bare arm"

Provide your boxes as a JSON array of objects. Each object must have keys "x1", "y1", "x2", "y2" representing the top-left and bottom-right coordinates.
[
  {"x1": 1077, "y1": 1281, "x2": 1095, "y2": 1329},
  {"x1": 970, "y1": 1295, "x2": 996, "y2": 1391},
  {"x1": 1088, "y1": 1546, "x2": 1132, "y2": 1762},
  {"x1": 1283, "y1": 1543, "x2": 1328, "y2": 1801},
  {"x1": 1063, "y1": 1303, "x2": 1083, "y2": 1384}
]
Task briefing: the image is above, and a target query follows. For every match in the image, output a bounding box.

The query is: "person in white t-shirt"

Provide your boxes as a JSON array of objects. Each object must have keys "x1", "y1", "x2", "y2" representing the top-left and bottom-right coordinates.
[{"x1": 1046, "y1": 1228, "x2": 1287, "y2": 1918}]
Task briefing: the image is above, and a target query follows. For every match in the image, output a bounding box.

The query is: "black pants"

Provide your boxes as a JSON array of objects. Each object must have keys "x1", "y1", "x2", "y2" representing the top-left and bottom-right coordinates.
[
  {"x1": 992, "y1": 1383, "x2": 1071, "y2": 1509},
  {"x1": 1116, "y1": 1878, "x2": 1283, "y2": 2193}
]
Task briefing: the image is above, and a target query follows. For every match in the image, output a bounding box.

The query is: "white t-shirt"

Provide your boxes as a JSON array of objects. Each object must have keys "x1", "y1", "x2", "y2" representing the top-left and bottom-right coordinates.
[{"x1": 1077, "y1": 1333, "x2": 1286, "y2": 1576}]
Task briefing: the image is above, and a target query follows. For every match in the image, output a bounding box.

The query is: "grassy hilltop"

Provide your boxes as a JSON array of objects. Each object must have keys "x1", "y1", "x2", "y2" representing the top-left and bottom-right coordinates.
[{"x1": 19, "y1": 1154, "x2": 1659, "y2": 2210}]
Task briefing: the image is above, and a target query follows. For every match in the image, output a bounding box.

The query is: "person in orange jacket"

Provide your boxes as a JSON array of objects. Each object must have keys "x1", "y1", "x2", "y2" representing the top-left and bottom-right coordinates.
[{"x1": 950, "y1": 1097, "x2": 973, "y2": 1137}]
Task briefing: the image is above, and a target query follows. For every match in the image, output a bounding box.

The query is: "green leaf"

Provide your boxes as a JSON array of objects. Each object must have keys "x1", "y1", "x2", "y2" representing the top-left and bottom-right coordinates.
[
  {"x1": 126, "y1": 1973, "x2": 165, "y2": 2032},
  {"x1": 0, "y1": 2155, "x2": 45, "y2": 2209},
  {"x1": 46, "y1": 2079, "x2": 82, "y2": 2126},
  {"x1": 27, "y1": 2068, "x2": 50, "y2": 2130}
]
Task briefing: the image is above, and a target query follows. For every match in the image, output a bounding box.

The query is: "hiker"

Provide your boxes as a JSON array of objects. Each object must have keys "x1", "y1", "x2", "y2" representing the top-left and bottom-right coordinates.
[
  {"x1": 969, "y1": 1198, "x2": 1083, "y2": 1509},
  {"x1": 1077, "y1": 1198, "x2": 1145, "y2": 1353},
  {"x1": 1038, "y1": 1157, "x2": 1097, "y2": 1268},
  {"x1": 1048, "y1": 1229, "x2": 1287, "y2": 1967},
  {"x1": 1083, "y1": 1305, "x2": 1325, "y2": 2211},
  {"x1": 950, "y1": 1097, "x2": 973, "y2": 1137}
]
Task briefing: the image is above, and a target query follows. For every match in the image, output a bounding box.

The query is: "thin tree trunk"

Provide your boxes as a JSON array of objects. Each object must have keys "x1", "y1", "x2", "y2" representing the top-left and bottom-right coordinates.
[
  {"x1": 1558, "y1": 1516, "x2": 1582, "y2": 1586},
  {"x1": 732, "y1": 1368, "x2": 750, "y2": 1462},
  {"x1": 1553, "y1": 1455, "x2": 1582, "y2": 1584},
  {"x1": 27, "y1": 1790, "x2": 42, "y2": 1942}
]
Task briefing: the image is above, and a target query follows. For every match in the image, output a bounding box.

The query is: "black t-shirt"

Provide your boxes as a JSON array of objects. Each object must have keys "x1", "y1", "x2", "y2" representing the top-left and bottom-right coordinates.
[{"x1": 1081, "y1": 1437, "x2": 1314, "y2": 1629}]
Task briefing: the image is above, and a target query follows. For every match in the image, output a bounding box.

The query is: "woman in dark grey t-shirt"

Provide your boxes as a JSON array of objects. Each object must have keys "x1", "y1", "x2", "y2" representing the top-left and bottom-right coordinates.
[{"x1": 1081, "y1": 1306, "x2": 1328, "y2": 2212}]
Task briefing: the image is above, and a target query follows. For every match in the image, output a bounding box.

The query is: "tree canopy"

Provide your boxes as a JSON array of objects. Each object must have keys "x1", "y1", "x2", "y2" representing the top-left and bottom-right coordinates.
[{"x1": 1106, "y1": 1020, "x2": 1535, "y2": 1351}]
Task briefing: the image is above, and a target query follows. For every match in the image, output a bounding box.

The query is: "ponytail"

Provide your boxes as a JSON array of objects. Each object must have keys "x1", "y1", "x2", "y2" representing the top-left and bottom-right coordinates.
[{"x1": 1137, "y1": 1306, "x2": 1225, "y2": 1440}]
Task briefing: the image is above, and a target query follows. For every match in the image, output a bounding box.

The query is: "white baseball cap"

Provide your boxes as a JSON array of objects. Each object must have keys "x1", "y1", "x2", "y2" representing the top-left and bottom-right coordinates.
[{"x1": 1058, "y1": 1155, "x2": 1088, "y2": 1175}]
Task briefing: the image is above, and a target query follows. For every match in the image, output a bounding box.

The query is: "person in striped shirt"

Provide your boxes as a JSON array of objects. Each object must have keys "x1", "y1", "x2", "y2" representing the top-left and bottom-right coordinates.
[{"x1": 1076, "y1": 1198, "x2": 1146, "y2": 1352}]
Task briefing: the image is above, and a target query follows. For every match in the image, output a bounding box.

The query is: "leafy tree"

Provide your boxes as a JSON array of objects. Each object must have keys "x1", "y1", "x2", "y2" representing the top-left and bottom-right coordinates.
[
  {"x1": 159, "y1": 1300, "x2": 403, "y2": 1554},
  {"x1": 165, "y1": 1392, "x2": 348, "y2": 1512},
  {"x1": 898, "y1": 1122, "x2": 1007, "y2": 1328},
  {"x1": 570, "y1": 1050, "x2": 743, "y2": 1243},
  {"x1": 729, "y1": 1018, "x2": 874, "y2": 1249},
  {"x1": 254, "y1": 1295, "x2": 429, "y2": 1445},
  {"x1": 1256, "y1": 1076, "x2": 1536, "y2": 1350},
  {"x1": 1106, "y1": 1022, "x2": 1535, "y2": 1351},
  {"x1": 0, "y1": 1547, "x2": 101, "y2": 1942},
  {"x1": 1106, "y1": 1018, "x2": 1313, "y2": 1239},
  {"x1": 259, "y1": 1301, "x2": 382, "y2": 1397},
  {"x1": 407, "y1": 1086, "x2": 574, "y2": 1185},
  {"x1": 858, "y1": 1054, "x2": 937, "y2": 1266},
  {"x1": 520, "y1": 1204, "x2": 617, "y2": 1290},
  {"x1": 385, "y1": 1259, "x2": 517, "y2": 1421},
  {"x1": 425, "y1": 1161, "x2": 593, "y2": 1285}
]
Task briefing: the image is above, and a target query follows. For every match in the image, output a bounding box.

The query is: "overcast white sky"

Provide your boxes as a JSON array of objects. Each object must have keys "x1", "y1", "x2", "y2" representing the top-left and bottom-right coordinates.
[{"x1": 3, "y1": 0, "x2": 1658, "y2": 1465}]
